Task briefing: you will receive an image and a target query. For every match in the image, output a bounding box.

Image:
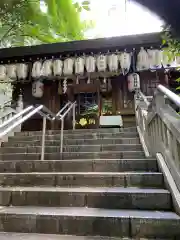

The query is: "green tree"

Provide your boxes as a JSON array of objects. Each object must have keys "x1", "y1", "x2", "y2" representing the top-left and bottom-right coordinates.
[
  {"x1": 162, "y1": 25, "x2": 180, "y2": 90},
  {"x1": 0, "y1": 0, "x2": 92, "y2": 47},
  {"x1": 162, "y1": 25, "x2": 180, "y2": 60}
]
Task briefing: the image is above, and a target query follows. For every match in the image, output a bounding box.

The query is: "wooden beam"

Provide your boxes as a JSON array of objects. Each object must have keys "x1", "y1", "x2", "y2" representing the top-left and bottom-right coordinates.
[{"x1": 0, "y1": 33, "x2": 162, "y2": 63}]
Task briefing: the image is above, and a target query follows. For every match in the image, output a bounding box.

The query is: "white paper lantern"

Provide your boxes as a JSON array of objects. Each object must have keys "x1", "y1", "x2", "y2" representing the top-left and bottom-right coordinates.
[
  {"x1": 6, "y1": 64, "x2": 17, "y2": 79},
  {"x1": 85, "y1": 56, "x2": 96, "y2": 73},
  {"x1": 17, "y1": 63, "x2": 28, "y2": 79},
  {"x1": 0, "y1": 65, "x2": 6, "y2": 80},
  {"x1": 63, "y1": 58, "x2": 74, "y2": 76},
  {"x1": 75, "y1": 57, "x2": 85, "y2": 75},
  {"x1": 137, "y1": 47, "x2": 149, "y2": 71},
  {"x1": 155, "y1": 50, "x2": 163, "y2": 68},
  {"x1": 53, "y1": 59, "x2": 63, "y2": 76},
  {"x1": 32, "y1": 61, "x2": 42, "y2": 78},
  {"x1": 32, "y1": 80, "x2": 44, "y2": 98},
  {"x1": 119, "y1": 52, "x2": 131, "y2": 75},
  {"x1": 96, "y1": 54, "x2": 107, "y2": 72},
  {"x1": 127, "y1": 73, "x2": 140, "y2": 92},
  {"x1": 108, "y1": 54, "x2": 118, "y2": 72},
  {"x1": 41, "y1": 60, "x2": 53, "y2": 77},
  {"x1": 147, "y1": 49, "x2": 156, "y2": 69},
  {"x1": 148, "y1": 49, "x2": 162, "y2": 69},
  {"x1": 162, "y1": 50, "x2": 175, "y2": 68}
]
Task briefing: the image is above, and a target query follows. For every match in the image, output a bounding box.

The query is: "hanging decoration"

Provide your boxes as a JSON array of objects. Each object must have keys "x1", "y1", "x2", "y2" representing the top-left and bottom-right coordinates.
[
  {"x1": 137, "y1": 47, "x2": 149, "y2": 71},
  {"x1": 63, "y1": 78, "x2": 67, "y2": 93},
  {"x1": 97, "y1": 54, "x2": 107, "y2": 84},
  {"x1": 148, "y1": 49, "x2": 162, "y2": 69},
  {"x1": 0, "y1": 65, "x2": 6, "y2": 80},
  {"x1": 17, "y1": 63, "x2": 28, "y2": 80},
  {"x1": 85, "y1": 55, "x2": 96, "y2": 84},
  {"x1": 96, "y1": 54, "x2": 107, "y2": 72},
  {"x1": 63, "y1": 57, "x2": 74, "y2": 76},
  {"x1": 2, "y1": 45, "x2": 180, "y2": 85},
  {"x1": 119, "y1": 52, "x2": 131, "y2": 75},
  {"x1": 32, "y1": 80, "x2": 44, "y2": 98},
  {"x1": 58, "y1": 81, "x2": 62, "y2": 95},
  {"x1": 85, "y1": 55, "x2": 96, "y2": 73},
  {"x1": 161, "y1": 50, "x2": 174, "y2": 68},
  {"x1": 76, "y1": 76, "x2": 79, "y2": 84},
  {"x1": 107, "y1": 53, "x2": 119, "y2": 72},
  {"x1": 155, "y1": 50, "x2": 163, "y2": 69},
  {"x1": 41, "y1": 60, "x2": 53, "y2": 77},
  {"x1": 32, "y1": 61, "x2": 42, "y2": 78},
  {"x1": 6, "y1": 64, "x2": 17, "y2": 79},
  {"x1": 75, "y1": 56, "x2": 85, "y2": 75},
  {"x1": 53, "y1": 59, "x2": 63, "y2": 76},
  {"x1": 148, "y1": 49, "x2": 157, "y2": 69},
  {"x1": 127, "y1": 73, "x2": 140, "y2": 92}
]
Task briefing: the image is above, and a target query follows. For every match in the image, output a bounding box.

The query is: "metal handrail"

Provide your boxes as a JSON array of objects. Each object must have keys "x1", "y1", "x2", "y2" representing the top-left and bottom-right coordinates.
[
  {"x1": 0, "y1": 101, "x2": 76, "y2": 160},
  {"x1": 55, "y1": 101, "x2": 71, "y2": 119},
  {"x1": 158, "y1": 84, "x2": 180, "y2": 108},
  {"x1": 59, "y1": 101, "x2": 76, "y2": 153},
  {"x1": 0, "y1": 105, "x2": 44, "y2": 138}
]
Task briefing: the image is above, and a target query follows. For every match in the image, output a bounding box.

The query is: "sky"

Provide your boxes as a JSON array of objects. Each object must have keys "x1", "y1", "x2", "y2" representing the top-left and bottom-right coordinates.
[
  {"x1": 40, "y1": 0, "x2": 164, "y2": 39},
  {"x1": 80, "y1": 0, "x2": 164, "y2": 38}
]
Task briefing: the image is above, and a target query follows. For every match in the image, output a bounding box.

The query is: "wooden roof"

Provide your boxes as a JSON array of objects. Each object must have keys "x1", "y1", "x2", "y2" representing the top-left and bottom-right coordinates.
[{"x1": 0, "y1": 32, "x2": 162, "y2": 63}]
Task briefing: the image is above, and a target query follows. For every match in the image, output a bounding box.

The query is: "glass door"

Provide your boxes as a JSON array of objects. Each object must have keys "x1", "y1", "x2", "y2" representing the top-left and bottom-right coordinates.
[{"x1": 75, "y1": 92, "x2": 99, "y2": 129}]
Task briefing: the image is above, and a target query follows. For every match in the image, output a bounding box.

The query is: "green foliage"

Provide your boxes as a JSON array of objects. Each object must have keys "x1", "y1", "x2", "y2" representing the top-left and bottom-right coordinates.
[
  {"x1": 162, "y1": 25, "x2": 180, "y2": 59},
  {"x1": 0, "y1": 0, "x2": 92, "y2": 47},
  {"x1": 162, "y1": 25, "x2": 180, "y2": 91}
]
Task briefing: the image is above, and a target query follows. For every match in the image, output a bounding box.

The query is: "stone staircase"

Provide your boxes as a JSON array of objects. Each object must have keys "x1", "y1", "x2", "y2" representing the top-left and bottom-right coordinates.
[{"x1": 0, "y1": 127, "x2": 179, "y2": 239}]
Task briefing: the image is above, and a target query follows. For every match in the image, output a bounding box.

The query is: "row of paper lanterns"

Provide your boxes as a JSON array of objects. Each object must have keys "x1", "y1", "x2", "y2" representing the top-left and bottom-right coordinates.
[
  {"x1": 0, "y1": 48, "x2": 179, "y2": 81},
  {"x1": 0, "y1": 64, "x2": 28, "y2": 80},
  {"x1": 31, "y1": 53, "x2": 131, "y2": 78},
  {"x1": 32, "y1": 49, "x2": 178, "y2": 78},
  {"x1": 32, "y1": 72, "x2": 142, "y2": 98}
]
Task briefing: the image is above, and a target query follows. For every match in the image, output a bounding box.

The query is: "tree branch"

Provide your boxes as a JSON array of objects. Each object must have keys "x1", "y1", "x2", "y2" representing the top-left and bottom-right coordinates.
[{"x1": 0, "y1": 24, "x2": 16, "y2": 44}]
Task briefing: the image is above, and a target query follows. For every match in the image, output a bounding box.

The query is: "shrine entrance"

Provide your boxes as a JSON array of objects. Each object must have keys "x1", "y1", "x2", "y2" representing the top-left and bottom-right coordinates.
[{"x1": 75, "y1": 92, "x2": 99, "y2": 129}]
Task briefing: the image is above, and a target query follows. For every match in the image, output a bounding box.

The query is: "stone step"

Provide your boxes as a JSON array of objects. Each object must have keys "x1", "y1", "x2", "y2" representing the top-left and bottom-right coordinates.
[
  {"x1": 0, "y1": 151, "x2": 145, "y2": 161},
  {"x1": 0, "y1": 145, "x2": 143, "y2": 154},
  {"x1": 0, "y1": 233, "x2": 135, "y2": 240},
  {"x1": 0, "y1": 186, "x2": 171, "y2": 210},
  {"x1": 14, "y1": 127, "x2": 137, "y2": 136},
  {"x1": 2, "y1": 138, "x2": 140, "y2": 147},
  {"x1": 8, "y1": 132, "x2": 139, "y2": 142},
  {"x1": 0, "y1": 159, "x2": 158, "y2": 173},
  {"x1": 0, "y1": 233, "x2": 170, "y2": 240},
  {"x1": 0, "y1": 172, "x2": 164, "y2": 188},
  {"x1": 0, "y1": 206, "x2": 179, "y2": 238}
]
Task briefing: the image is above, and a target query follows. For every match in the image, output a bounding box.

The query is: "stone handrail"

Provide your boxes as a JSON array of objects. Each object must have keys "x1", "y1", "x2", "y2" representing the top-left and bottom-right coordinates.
[
  {"x1": 0, "y1": 95, "x2": 23, "y2": 141},
  {"x1": 135, "y1": 85, "x2": 180, "y2": 193}
]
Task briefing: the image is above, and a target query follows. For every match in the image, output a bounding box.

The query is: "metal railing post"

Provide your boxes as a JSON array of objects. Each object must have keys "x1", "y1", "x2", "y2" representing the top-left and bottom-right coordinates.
[
  {"x1": 72, "y1": 103, "x2": 76, "y2": 130},
  {"x1": 41, "y1": 116, "x2": 47, "y2": 161},
  {"x1": 60, "y1": 118, "x2": 64, "y2": 153}
]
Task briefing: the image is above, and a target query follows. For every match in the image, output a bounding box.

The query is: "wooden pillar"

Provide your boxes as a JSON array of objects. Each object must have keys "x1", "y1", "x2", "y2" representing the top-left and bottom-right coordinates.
[
  {"x1": 66, "y1": 86, "x2": 75, "y2": 129},
  {"x1": 44, "y1": 81, "x2": 60, "y2": 130},
  {"x1": 111, "y1": 76, "x2": 124, "y2": 114},
  {"x1": 111, "y1": 78, "x2": 117, "y2": 115},
  {"x1": 116, "y1": 76, "x2": 124, "y2": 113}
]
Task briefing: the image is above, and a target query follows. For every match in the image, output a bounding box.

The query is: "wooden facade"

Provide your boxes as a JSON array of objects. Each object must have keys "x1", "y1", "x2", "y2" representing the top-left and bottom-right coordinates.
[
  {"x1": 18, "y1": 69, "x2": 167, "y2": 131},
  {"x1": 0, "y1": 32, "x2": 170, "y2": 131}
]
